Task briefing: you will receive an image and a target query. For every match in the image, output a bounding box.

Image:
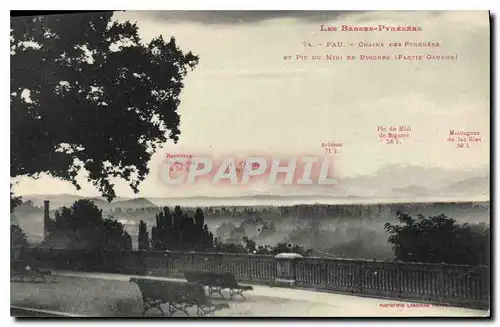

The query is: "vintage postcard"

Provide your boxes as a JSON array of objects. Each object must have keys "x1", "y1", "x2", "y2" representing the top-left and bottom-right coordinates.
[{"x1": 10, "y1": 10, "x2": 490, "y2": 317}]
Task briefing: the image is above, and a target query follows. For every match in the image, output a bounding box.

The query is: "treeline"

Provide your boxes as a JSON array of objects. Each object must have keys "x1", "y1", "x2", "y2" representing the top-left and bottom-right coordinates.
[
  {"x1": 137, "y1": 206, "x2": 490, "y2": 265},
  {"x1": 10, "y1": 199, "x2": 490, "y2": 267},
  {"x1": 139, "y1": 206, "x2": 213, "y2": 252},
  {"x1": 105, "y1": 203, "x2": 410, "y2": 219},
  {"x1": 113, "y1": 207, "x2": 161, "y2": 213},
  {"x1": 14, "y1": 198, "x2": 488, "y2": 223},
  {"x1": 200, "y1": 202, "x2": 488, "y2": 219},
  {"x1": 138, "y1": 206, "x2": 311, "y2": 256}
]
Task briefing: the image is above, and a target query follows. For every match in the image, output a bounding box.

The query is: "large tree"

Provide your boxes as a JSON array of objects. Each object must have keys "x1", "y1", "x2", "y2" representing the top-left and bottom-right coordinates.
[
  {"x1": 11, "y1": 12, "x2": 199, "y2": 201},
  {"x1": 11, "y1": 225, "x2": 29, "y2": 249},
  {"x1": 46, "y1": 199, "x2": 132, "y2": 251},
  {"x1": 138, "y1": 220, "x2": 150, "y2": 251},
  {"x1": 384, "y1": 212, "x2": 489, "y2": 265},
  {"x1": 11, "y1": 225, "x2": 30, "y2": 261}
]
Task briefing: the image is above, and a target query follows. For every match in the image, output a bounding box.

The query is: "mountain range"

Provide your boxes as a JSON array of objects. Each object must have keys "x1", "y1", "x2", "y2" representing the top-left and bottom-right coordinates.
[{"x1": 18, "y1": 164, "x2": 489, "y2": 210}]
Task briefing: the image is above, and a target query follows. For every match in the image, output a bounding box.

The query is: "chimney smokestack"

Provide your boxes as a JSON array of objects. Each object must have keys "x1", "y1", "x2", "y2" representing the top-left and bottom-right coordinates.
[
  {"x1": 43, "y1": 200, "x2": 49, "y2": 214},
  {"x1": 43, "y1": 200, "x2": 50, "y2": 240}
]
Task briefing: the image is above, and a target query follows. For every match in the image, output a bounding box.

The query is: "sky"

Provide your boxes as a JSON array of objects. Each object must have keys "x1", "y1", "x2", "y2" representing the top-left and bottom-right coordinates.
[{"x1": 13, "y1": 11, "x2": 490, "y2": 198}]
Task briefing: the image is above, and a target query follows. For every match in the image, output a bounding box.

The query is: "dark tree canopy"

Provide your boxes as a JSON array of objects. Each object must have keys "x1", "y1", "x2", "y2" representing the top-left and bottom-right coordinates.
[
  {"x1": 11, "y1": 224, "x2": 29, "y2": 250},
  {"x1": 45, "y1": 199, "x2": 132, "y2": 251},
  {"x1": 11, "y1": 12, "x2": 199, "y2": 201},
  {"x1": 151, "y1": 206, "x2": 214, "y2": 251},
  {"x1": 138, "y1": 220, "x2": 150, "y2": 251},
  {"x1": 11, "y1": 225, "x2": 30, "y2": 261},
  {"x1": 384, "y1": 211, "x2": 489, "y2": 266}
]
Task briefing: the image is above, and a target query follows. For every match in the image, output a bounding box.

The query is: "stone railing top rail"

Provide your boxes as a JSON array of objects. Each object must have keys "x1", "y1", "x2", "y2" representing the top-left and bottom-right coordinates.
[{"x1": 275, "y1": 253, "x2": 303, "y2": 259}]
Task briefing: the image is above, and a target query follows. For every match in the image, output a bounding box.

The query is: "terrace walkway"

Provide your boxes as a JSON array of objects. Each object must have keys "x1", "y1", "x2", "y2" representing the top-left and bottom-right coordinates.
[{"x1": 11, "y1": 270, "x2": 488, "y2": 317}]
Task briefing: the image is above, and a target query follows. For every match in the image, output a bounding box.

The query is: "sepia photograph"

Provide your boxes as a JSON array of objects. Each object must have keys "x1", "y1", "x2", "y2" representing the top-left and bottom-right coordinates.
[{"x1": 10, "y1": 10, "x2": 490, "y2": 318}]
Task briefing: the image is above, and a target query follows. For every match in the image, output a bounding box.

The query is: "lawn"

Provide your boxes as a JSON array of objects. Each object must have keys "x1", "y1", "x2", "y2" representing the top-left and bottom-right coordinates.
[
  {"x1": 10, "y1": 274, "x2": 274, "y2": 317},
  {"x1": 11, "y1": 275, "x2": 150, "y2": 317}
]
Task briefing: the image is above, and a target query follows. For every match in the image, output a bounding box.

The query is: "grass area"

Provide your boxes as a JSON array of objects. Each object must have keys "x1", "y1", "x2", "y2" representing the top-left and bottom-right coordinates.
[
  {"x1": 11, "y1": 276, "x2": 144, "y2": 317},
  {"x1": 10, "y1": 274, "x2": 306, "y2": 317},
  {"x1": 10, "y1": 274, "x2": 261, "y2": 317}
]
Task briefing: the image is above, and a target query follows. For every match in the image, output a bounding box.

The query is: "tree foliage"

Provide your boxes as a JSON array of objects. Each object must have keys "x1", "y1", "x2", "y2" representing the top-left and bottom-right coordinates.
[
  {"x1": 151, "y1": 206, "x2": 214, "y2": 251},
  {"x1": 10, "y1": 184, "x2": 22, "y2": 213},
  {"x1": 45, "y1": 199, "x2": 132, "y2": 251},
  {"x1": 11, "y1": 224, "x2": 29, "y2": 250},
  {"x1": 11, "y1": 224, "x2": 30, "y2": 261},
  {"x1": 138, "y1": 220, "x2": 150, "y2": 251},
  {"x1": 384, "y1": 211, "x2": 489, "y2": 265},
  {"x1": 11, "y1": 13, "x2": 199, "y2": 201},
  {"x1": 146, "y1": 205, "x2": 313, "y2": 255},
  {"x1": 211, "y1": 236, "x2": 311, "y2": 256}
]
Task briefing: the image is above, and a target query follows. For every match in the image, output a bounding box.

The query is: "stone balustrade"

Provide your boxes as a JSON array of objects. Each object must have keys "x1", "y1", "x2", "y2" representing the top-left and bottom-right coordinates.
[{"x1": 23, "y1": 248, "x2": 489, "y2": 309}]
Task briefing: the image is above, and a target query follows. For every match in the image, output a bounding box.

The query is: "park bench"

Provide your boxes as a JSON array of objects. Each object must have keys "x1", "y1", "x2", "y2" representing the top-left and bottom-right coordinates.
[
  {"x1": 181, "y1": 270, "x2": 253, "y2": 300},
  {"x1": 10, "y1": 259, "x2": 52, "y2": 283},
  {"x1": 130, "y1": 277, "x2": 229, "y2": 317}
]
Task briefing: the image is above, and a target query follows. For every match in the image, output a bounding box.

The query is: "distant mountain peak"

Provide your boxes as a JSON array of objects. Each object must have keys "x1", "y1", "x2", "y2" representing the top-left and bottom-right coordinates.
[{"x1": 113, "y1": 197, "x2": 157, "y2": 208}]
